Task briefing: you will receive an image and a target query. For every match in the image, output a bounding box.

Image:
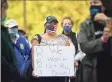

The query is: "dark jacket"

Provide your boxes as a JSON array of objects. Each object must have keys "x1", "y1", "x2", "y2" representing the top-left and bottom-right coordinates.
[
  {"x1": 109, "y1": 37, "x2": 112, "y2": 56},
  {"x1": 77, "y1": 19, "x2": 109, "y2": 82},
  {"x1": 16, "y1": 36, "x2": 30, "y2": 56},
  {"x1": 1, "y1": 26, "x2": 20, "y2": 82}
]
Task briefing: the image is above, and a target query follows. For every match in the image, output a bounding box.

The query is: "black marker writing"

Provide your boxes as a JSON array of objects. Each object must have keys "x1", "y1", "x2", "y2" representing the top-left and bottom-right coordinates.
[{"x1": 49, "y1": 46, "x2": 62, "y2": 54}]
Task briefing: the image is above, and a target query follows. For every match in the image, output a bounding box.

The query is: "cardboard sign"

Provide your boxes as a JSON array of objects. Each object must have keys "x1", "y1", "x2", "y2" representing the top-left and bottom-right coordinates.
[{"x1": 33, "y1": 46, "x2": 74, "y2": 76}]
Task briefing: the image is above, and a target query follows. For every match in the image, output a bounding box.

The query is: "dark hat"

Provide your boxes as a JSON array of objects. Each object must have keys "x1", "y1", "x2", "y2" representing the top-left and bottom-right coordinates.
[{"x1": 44, "y1": 16, "x2": 58, "y2": 25}]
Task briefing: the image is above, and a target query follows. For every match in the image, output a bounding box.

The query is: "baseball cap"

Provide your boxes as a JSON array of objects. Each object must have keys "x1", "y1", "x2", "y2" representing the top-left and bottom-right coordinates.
[
  {"x1": 44, "y1": 16, "x2": 58, "y2": 25},
  {"x1": 4, "y1": 19, "x2": 18, "y2": 28}
]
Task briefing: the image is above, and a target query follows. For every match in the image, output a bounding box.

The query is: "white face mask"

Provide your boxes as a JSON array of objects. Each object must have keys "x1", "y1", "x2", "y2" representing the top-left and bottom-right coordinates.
[{"x1": 9, "y1": 28, "x2": 18, "y2": 36}]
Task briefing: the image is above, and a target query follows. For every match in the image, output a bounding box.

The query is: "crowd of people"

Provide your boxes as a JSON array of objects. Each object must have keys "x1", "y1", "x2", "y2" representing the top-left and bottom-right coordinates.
[{"x1": 1, "y1": 0, "x2": 112, "y2": 82}]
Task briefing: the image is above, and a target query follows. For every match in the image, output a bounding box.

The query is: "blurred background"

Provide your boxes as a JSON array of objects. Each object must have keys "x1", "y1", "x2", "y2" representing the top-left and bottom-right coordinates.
[{"x1": 6, "y1": 0, "x2": 90, "y2": 40}]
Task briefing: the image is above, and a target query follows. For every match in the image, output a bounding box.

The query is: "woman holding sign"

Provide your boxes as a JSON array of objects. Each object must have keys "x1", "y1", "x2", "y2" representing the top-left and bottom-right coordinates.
[{"x1": 31, "y1": 16, "x2": 71, "y2": 82}]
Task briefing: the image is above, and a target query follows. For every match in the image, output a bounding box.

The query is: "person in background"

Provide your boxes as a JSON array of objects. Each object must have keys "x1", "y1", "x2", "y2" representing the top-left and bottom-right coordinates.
[
  {"x1": 101, "y1": 0, "x2": 112, "y2": 17},
  {"x1": 31, "y1": 16, "x2": 70, "y2": 82},
  {"x1": 24, "y1": 33, "x2": 28, "y2": 40},
  {"x1": 1, "y1": 0, "x2": 20, "y2": 82},
  {"x1": 18, "y1": 27, "x2": 32, "y2": 48},
  {"x1": 77, "y1": 0, "x2": 111, "y2": 82},
  {"x1": 101, "y1": 0, "x2": 112, "y2": 81},
  {"x1": 24, "y1": 33, "x2": 32, "y2": 48},
  {"x1": 4, "y1": 19, "x2": 30, "y2": 57},
  {"x1": 18, "y1": 27, "x2": 26, "y2": 37},
  {"x1": 109, "y1": 20, "x2": 112, "y2": 56},
  {"x1": 61, "y1": 17, "x2": 86, "y2": 82},
  {"x1": 103, "y1": 18, "x2": 112, "y2": 81}
]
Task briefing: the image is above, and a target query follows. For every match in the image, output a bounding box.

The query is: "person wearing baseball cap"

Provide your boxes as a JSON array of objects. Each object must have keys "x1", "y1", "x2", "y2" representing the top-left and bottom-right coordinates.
[
  {"x1": 44, "y1": 16, "x2": 58, "y2": 33},
  {"x1": 5, "y1": 19, "x2": 19, "y2": 37},
  {"x1": 44, "y1": 16, "x2": 58, "y2": 25},
  {"x1": 31, "y1": 16, "x2": 59, "y2": 46},
  {"x1": 5, "y1": 19, "x2": 30, "y2": 58},
  {"x1": 31, "y1": 16, "x2": 70, "y2": 82}
]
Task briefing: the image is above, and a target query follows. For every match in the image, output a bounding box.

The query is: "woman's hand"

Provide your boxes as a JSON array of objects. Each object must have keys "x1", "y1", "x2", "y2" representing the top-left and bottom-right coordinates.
[
  {"x1": 32, "y1": 71, "x2": 40, "y2": 78},
  {"x1": 74, "y1": 61, "x2": 79, "y2": 67},
  {"x1": 94, "y1": 13, "x2": 108, "y2": 22},
  {"x1": 65, "y1": 41, "x2": 70, "y2": 46}
]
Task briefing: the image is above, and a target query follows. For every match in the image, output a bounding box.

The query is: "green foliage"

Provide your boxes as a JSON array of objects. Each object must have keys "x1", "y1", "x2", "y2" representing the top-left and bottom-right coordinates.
[{"x1": 7, "y1": 1, "x2": 90, "y2": 40}]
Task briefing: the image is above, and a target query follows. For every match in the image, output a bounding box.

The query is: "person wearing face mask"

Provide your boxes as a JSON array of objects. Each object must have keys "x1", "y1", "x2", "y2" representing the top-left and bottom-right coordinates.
[
  {"x1": 77, "y1": 0, "x2": 111, "y2": 82},
  {"x1": 1, "y1": 0, "x2": 22, "y2": 82},
  {"x1": 18, "y1": 27, "x2": 26, "y2": 37},
  {"x1": 99, "y1": 1, "x2": 112, "y2": 78},
  {"x1": 31, "y1": 16, "x2": 70, "y2": 82},
  {"x1": 4, "y1": 19, "x2": 30, "y2": 59},
  {"x1": 61, "y1": 17, "x2": 86, "y2": 82}
]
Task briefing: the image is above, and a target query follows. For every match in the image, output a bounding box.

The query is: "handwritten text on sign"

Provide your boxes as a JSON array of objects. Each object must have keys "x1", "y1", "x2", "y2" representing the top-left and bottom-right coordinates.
[{"x1": 34, "y1": 46, "x2": 74, "y2": 76}]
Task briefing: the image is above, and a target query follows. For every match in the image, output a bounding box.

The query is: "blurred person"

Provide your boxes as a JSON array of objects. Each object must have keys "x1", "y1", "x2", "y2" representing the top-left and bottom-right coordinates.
[
  {"x1": 4, "y1": 19, "x2": 30, "y2": 57},
  {"x1": 1, "y1": 0, "x2": 21, "y2": 82},
  {"x1": 77, "y1": 0, "x2": 111, "y2": 82},
  {"x1": 101, "y1": 0, "x2": 112, "y2": 80},
  {"x1": 24, "y1": 33, "x2": 28, "y2": 40},
  {"x1": 18, "y1": 27, "x2": 32, "y2": 48},
  {"x1": 61, "y1": 17, "x2": 86, "y2": 82},
  {"x1": 101, "y1": 0, "x2": 112, "y2": 17},
  {"x1": 108, "y1": 19, "x2": 112, "y2": 56},
  {"x1": 31, "y1": 16, "x2": 71, "y2": 82},
  {"x1": 103, "y1": 18, "x2": 112, "y2": 81},
  {"x1": 24, "y1": 33, "x2": 29, "y2": 43},
  {"x1": 24, "y1": 33, "x2": 32, "y2": 48},
  {"x1": 101, "y1": 0, "x2": 112, "y2": 56},
  {"x1": 18, "y1": 27, "x2": 26, "y2": 37},
  {"x1": 4, "y1": 19, "x2": 32, "y2": 82},
  {"x1": 97, "y1": 2, "x2": 112, "y2": 82}
]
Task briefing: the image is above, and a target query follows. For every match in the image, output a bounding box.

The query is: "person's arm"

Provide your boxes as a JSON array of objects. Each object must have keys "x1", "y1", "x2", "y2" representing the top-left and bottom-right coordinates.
[
  {"x1": 77, "y1": 22, "x2": 103, "y2": 54},
  {"x1": 74, "y1": 44, "x2": 86, "y2": 62}
]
